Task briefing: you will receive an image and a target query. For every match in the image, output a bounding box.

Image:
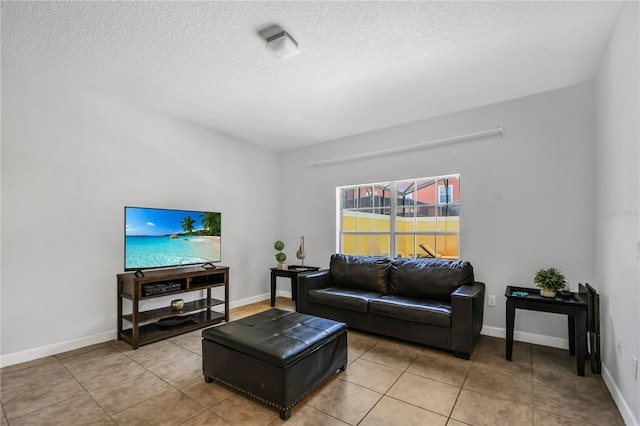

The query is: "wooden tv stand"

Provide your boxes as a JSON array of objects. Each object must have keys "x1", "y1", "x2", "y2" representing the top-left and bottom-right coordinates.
[{"x1": 117, "y1": 266, "x2": 229, "y2": 349}]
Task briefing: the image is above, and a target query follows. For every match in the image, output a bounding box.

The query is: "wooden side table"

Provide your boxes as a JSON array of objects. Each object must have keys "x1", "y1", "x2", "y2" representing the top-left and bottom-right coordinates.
[
  {"x1": 505, "y1": 285, "x2": 588, "y2": 376},
  {"x1": 270, "y1": 265, "x2": 320, "y2": 307}
]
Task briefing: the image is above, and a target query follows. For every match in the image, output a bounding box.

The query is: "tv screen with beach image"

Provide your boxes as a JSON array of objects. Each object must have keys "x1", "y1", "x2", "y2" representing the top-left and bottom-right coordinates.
[{"x1": 125, "y1": 207, "x2": 221, "y2": 271}]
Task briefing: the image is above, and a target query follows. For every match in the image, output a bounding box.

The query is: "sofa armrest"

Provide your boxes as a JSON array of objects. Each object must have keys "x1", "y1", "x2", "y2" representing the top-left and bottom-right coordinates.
[
  {"x1": 452, "y1": 281, "x2": 484, "y2": 299},
  {"x1": 451, "y1": 281, "x2": 485, "y2": 359},
  {"x1": 296, "y1": 269, "x2": 331, "y2": 313}
]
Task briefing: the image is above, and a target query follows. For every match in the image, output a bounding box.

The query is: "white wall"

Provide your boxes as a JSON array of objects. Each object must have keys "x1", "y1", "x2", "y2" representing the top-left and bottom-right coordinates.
[
  {"x1": 595, "y1": 2, "x2": 640, "y2": 424},
  {"x1": 1, "y1": 69, "x2": 279, "y2": 364},
  {"x1": 280, "y1": 82, "x2": 596, "y2": 344}
]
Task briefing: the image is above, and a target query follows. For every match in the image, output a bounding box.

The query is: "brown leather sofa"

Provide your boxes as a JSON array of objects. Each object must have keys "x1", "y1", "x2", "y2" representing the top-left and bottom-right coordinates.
[{"x1": 297, "y1": 254, "x2": 485, "y2": 359}]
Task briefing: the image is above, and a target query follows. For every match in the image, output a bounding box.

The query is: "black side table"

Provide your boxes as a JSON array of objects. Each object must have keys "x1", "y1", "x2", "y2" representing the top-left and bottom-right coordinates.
[
  {"x1": 270, "y1": 265, "x2": 320, "y2": 307},
  {"x1": 505, "y1": 286, "x2": 588, "y2": 376}
]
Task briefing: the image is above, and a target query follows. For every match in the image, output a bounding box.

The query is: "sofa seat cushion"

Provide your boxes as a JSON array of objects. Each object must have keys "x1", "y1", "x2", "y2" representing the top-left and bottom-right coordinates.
[
  {"x1": 369, "y1": 295, "x2": 452, "y2": 327},
  {"x1": 308, "y1": 287, "x2": 383, "y2": 313}
]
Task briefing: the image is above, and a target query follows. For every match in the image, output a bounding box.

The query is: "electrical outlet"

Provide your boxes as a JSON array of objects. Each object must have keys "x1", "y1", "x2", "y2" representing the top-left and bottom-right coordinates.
[
  {"x1": 617, "y1": 338, "x2": 623, "y2": 355},
  {"x1": 632, "y1": 357, "x2": 638, "y2": 381},
  {"x1": 488, "y1": 295, "x2": 496, "y2": 307}
]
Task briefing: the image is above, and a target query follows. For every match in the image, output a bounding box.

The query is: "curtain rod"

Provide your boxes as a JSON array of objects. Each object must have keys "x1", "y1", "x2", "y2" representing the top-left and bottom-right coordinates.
[{"x1": 308, "y1": 127, "x2": 502, "y2": 167}]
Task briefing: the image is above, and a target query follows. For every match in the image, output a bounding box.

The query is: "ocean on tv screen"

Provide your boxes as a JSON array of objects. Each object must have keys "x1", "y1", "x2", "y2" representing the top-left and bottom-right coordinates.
[{"x1": 125, "y1": 235, "x2": 221, "y2": 269}]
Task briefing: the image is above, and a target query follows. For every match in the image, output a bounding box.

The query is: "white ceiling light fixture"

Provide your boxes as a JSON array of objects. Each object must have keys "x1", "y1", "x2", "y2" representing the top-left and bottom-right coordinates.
[{"x1": 266, "y1": 31, "x2": 300, "y2": 59}]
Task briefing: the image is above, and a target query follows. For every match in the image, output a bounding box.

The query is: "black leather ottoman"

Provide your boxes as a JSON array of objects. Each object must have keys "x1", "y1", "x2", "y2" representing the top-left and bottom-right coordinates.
[{"x1": 202, "y1": 308, "x2": 347, "y2": 420}]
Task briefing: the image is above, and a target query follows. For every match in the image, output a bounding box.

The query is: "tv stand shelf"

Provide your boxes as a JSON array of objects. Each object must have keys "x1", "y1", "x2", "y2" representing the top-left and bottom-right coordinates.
[{"x1": 117, "y1": 266, "x2": 229, "y2": 349}]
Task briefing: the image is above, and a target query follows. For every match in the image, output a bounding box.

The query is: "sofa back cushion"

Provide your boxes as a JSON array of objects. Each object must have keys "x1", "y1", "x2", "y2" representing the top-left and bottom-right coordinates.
[
  {"x1": 330, "y1": 254, "x2": 391, "y2": 294},
  {"x1": 390, "y1": 258, "x2": 474, "y2": 301}
]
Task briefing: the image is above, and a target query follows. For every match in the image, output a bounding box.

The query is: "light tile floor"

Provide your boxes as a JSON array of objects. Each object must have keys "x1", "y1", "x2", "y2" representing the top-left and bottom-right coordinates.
[{"x1": 0, "y1": 297, "x2": 624, "y2": 425}]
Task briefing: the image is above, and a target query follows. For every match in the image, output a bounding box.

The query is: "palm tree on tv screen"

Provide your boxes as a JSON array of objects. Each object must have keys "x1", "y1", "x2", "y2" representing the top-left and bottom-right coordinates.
[
  {"x1": 181, "y1": 216, "x2": 196, "y2": 234},
  {"x1": 200, "y1": 212, "x2": 221, "y2": 236}
]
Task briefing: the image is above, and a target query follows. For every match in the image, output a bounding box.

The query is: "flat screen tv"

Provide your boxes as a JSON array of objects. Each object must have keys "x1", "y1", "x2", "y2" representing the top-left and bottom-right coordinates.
[{"x1": 124, "y1": 206, "x2": 221, "y2": 272}]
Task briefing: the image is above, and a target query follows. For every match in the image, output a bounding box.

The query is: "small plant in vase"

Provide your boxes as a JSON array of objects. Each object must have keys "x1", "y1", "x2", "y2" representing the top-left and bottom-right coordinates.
[
  {"x1": 534, "y1": 267, "x2": 567, "y2": 298},
  {"x1": 274, "y1": 240, "x2": 287, "y2": 270}
]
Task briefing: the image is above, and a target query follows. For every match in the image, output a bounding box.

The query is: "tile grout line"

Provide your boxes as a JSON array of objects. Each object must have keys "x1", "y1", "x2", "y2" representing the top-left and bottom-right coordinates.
[
  {"x1": 1, "y1": 403, "x2": 7, "y2": 425},
  {"x1": 456, "y1": 337, "x2": 537, "y2": 424},
  {"x1": 57, "y1": 343, "x2": 178, "y2": 422},
  {"x1": 448, "y1": 335, "x2": 484, "y2": 424},
  {"x1": 345, "y1": 333, "x2": 480, "y2": 424},
  {"x1": 530, "y1": 342, "x2": 534, "y2": 425},
  {"x1": 116, "y1": 340, "x2": 210, "y2": 424},
  {"x1": 53, "y1": 354, "x2": 116, "y2": 425},
  {"x1": 353, "y1": 342, "x2": 421, "y2": 425},
  {"x1": 110, "y1": 340, "x2": 192, "y2": 420}
]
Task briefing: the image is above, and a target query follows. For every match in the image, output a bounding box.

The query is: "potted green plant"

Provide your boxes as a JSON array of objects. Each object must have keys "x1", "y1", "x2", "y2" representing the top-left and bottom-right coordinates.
[
  {"x1": 534, "y1": 267, "x2": 567, "y2": 297},
  {"x1": 274, "y1": 240, "x2": 287, "y2": 270}
]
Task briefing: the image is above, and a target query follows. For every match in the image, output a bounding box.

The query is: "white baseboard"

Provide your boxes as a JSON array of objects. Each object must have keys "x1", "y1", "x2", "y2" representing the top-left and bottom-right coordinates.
[
  {"x1": 601, "y1": 363, "x2": 639, "y2": 426},
  {"x1": 480, "y1": 325, "x2": 569, "y2": 350},
  {"x1": 0, "y1": 330, "x2": 116, "y2": 368},
  {"x1": 277, "y1": 290, "x2": 293, "y2": 300},
  {"x1": 227, "y1": 291, "x2": 291, "y2": 309},
  {"x1": 228, "y1": 293, "x2": 270, "y2": 309}
]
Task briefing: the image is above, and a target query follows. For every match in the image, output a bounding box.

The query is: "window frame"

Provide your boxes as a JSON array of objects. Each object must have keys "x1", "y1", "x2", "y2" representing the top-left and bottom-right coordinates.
[{"x1": 337, "y1": 174, "x2": 460, "y2": 259}]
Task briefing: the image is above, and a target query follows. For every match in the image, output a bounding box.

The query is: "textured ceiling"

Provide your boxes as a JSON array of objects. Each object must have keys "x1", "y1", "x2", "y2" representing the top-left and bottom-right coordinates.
[{"x1": 1, "y1": 1, "x2": 622, "y2": 151}]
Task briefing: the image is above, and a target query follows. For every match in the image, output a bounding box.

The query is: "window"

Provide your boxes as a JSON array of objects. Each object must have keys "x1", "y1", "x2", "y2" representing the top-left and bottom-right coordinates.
[
  {"x1": 438, "y1": 185, "x2": 453, "y2": 204},
  {"x1": 337, "y1": 175, "x2": 459, "y2": 259}
]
